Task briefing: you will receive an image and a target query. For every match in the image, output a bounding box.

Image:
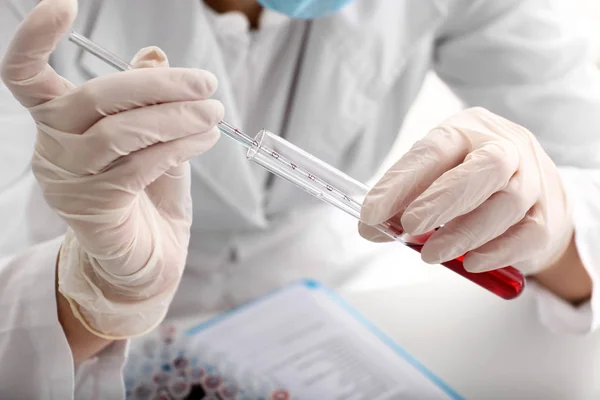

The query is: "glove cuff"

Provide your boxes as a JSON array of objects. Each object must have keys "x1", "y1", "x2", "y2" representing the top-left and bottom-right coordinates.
[{"x1": 57, "y1": 228, "x2": 180, "y2": 339}]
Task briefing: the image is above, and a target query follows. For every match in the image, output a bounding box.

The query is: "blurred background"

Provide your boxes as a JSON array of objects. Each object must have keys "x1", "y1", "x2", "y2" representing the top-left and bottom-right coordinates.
[{"x1": 378, "y1": 0, "x2": 600, "y2": 178}]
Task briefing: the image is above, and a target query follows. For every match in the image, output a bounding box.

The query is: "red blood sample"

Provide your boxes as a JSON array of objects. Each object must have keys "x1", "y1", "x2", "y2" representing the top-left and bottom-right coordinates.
[{"x1": 387, "y1": 220, "x2": 525, "y2": 300}]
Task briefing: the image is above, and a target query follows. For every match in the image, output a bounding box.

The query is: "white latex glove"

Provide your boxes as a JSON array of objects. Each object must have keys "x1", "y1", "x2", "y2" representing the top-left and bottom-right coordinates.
[
  {"x1": 1, "y1": 0, "x2": 224, "y2": 339},
  {"x1": 359, "y1": 107, "x2": 573, "y2": 276}
]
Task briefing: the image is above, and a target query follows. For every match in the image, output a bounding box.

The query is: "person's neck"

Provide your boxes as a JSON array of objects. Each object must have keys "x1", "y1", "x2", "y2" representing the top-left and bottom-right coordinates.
[{"x1": 204, "y1": 0, "x2": 263, "y2": 29}]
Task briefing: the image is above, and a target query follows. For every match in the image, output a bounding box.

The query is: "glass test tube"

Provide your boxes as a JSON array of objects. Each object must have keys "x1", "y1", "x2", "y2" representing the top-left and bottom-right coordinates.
[{"x1": 247, "y1": 130, "x2": 525, "y2": 300}]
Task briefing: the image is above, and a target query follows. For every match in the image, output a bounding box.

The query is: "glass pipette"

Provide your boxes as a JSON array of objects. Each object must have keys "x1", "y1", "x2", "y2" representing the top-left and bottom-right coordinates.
[{"x1": 68, "y1": 32, "x2": 525, "y2": 300}]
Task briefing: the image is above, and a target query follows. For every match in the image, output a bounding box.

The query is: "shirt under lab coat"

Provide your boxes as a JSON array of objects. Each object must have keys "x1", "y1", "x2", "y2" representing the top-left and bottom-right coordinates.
[{"x1": 1, "y1": 0, "x2": 600, "y2": 398}]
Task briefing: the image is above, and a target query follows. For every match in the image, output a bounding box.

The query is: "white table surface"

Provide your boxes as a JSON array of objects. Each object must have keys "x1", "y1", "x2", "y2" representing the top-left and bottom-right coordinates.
[{"x1": 338, "y1": 251, "x2": 600, "y2": 400}]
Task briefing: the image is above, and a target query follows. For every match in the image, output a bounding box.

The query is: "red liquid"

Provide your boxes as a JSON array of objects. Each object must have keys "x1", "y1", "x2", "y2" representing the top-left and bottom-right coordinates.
[
  {"x1": 406, "y1": 244, "x2": 525, "y2": 300},
  {"x1": 382, "y1": 220, "x2": 525, "y2": 300}
]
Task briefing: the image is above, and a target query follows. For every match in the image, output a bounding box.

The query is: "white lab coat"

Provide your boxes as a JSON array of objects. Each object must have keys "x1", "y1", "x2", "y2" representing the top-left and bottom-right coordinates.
[{"x1": 2, "y1": 0, "x2": 600, "y2": 398}]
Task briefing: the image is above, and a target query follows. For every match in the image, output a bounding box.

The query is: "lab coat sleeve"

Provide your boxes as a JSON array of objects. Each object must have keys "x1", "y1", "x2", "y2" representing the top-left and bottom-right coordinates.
[
  {"x1": 434, "y1": 0, "x2": 600, "y2": 334},
  {"x1": 0, "y1": 238, "x2": 130, "y2": 399},
  {"x1": 0, "y1": 2, "x2": 129, "y2": 398}
]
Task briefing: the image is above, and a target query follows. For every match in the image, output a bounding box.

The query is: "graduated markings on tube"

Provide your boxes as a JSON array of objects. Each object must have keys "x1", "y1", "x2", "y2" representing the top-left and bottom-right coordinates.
[{"x1": 265, "y1": 146, "x2": 361, "y2": 209}]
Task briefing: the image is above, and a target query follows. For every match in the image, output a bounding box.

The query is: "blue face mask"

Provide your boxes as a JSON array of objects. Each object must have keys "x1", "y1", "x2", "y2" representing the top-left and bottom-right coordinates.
[{"x1": 258, "y1": 0, "x2": 354, "y2": 19}]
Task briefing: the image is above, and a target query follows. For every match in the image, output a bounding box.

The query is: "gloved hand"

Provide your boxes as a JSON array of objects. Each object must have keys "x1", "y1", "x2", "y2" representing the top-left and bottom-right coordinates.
[
  {"x1": 359, "y1": 107, "x2": 573, "y2": 276},
  {"x1": 1, "y1": 0, "x2": 224, "y2": 339}
]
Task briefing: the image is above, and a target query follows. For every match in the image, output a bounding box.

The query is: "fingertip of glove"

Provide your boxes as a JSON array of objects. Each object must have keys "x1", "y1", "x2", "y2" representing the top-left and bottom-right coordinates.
[
  {"x1": 419, "y1": 243, "x2": 442, "y2": 265},
  {"x1": 400, "y1": 212, "x2": 421, "y2": 235},
  {"x1": 359, "y1": 204, "x2": 376, "y2": 225},
  {"x1": 358, "y1": 222, "x2": 392, "y2": 243},
  {"x1": 181, "y1": 125, "x2": 221, "y2": 158},
  {"x1": 194, "y1": 70, "x2": 219, "y2": 96},
  {"x1": 360, "y1": 196, "x2": 385, "y2": 225},
  {"x1": 202, "y1": 125, "x2": 222, "y2": 150},
  {"x1": 39, "y1": 0, "x2": 78, "y2": 32},
  {"x1": 360, "y1": 181, "x2": 405, "y2": 225},
  {"x1": 202, "y1": 98, "x2": 225, "y2": 126},
  {"x1": 208, "y1": 124, "x2": 222, "y2": 140},
  {"x1": 214, "y1": 99, "x2": 225, "y2": 121},
  {"x1": 462, "y1": 253, "x2": 493, "y2": 273},
  {"x1": 131, "y1": 46, "x2": 169, "y2": 68}
]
